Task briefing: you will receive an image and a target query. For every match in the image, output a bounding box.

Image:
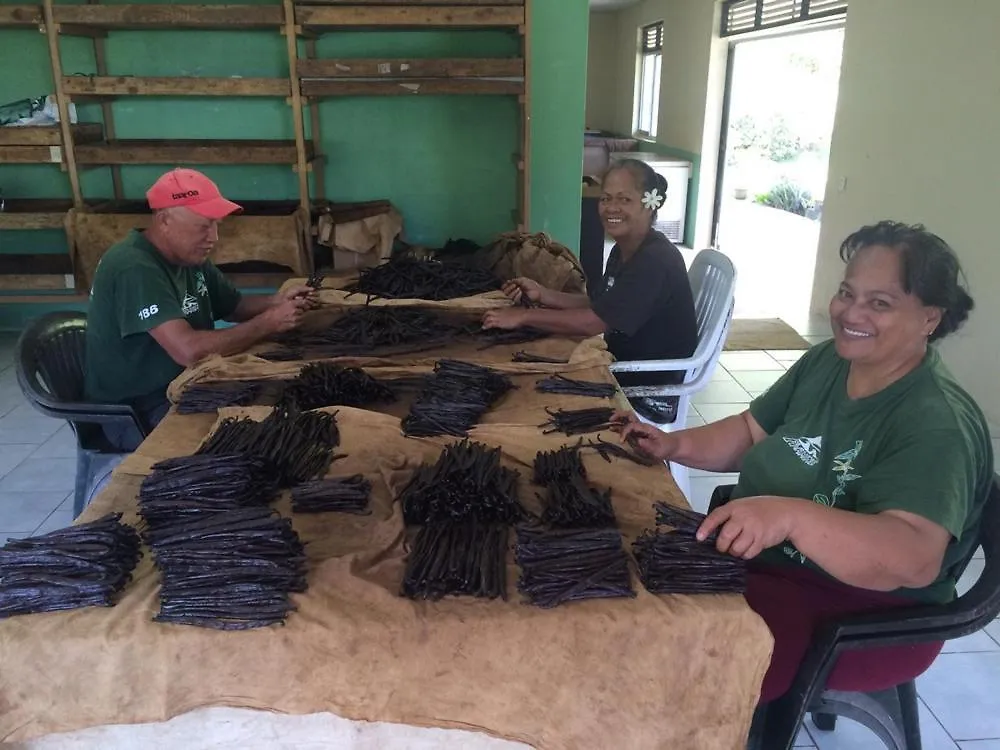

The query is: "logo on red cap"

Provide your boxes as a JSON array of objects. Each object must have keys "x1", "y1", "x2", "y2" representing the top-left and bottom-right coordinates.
[{"x1": 146, "y1": 168, "x2": 242, "y2": 220}]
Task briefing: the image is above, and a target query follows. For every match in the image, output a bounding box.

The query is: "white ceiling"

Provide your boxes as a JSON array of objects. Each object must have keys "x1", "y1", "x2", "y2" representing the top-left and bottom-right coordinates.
[{"x1": 589, "y1": 0, "x2": 641, "y2": 10}]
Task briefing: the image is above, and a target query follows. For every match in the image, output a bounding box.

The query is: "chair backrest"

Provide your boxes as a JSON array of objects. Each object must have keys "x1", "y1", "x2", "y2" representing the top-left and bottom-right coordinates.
[
  {"x1": 682, "y1": 248, "x2": 736, "y2": 386},
  {"x1": 16, "y1": 311, "x2": 88, "y2": 415},
  {"x1": 943, "y1": 475, "x2": 1000, "y2": 636}
]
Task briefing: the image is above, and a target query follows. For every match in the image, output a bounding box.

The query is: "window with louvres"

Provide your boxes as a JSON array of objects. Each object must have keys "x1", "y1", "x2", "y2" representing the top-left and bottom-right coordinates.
[{"x1": 721, "y1": 0, "x2": 847, "y2": 38}]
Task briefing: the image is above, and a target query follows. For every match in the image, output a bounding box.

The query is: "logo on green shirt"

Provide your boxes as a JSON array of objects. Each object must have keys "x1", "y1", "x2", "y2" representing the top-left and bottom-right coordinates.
[{"x1": 783, "y1": 435, "x2": 823, "y2": 466}]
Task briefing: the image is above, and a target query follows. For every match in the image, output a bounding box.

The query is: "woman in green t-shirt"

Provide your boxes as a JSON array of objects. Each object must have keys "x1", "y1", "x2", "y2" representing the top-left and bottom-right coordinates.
[{"x1": 619, "y1": 221, "x2": 993, "y2": 704}]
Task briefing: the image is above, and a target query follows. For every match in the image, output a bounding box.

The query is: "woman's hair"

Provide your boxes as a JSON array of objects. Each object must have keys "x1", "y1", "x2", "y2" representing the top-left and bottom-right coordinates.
[
  {"x1": 604, "y1": 158, "x2": 669, "y2": 220},
  {"x1": 839, "y1": 220, "x2": 974, "y2": 341}
]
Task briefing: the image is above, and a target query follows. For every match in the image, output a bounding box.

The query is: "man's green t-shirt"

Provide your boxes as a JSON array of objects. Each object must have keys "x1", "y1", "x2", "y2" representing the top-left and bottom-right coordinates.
[
  {"x1": 84, "y1": 230, "x2": 242, "y2": 406},
  {"x1": 735, "y1": 340, "x2": 993, "y2": 604}
]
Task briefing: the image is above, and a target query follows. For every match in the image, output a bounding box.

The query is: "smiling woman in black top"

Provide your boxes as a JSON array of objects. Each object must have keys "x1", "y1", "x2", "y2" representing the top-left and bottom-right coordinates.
[{"x1": 482, "y1": 158, "x2": 698, "y2": 421}]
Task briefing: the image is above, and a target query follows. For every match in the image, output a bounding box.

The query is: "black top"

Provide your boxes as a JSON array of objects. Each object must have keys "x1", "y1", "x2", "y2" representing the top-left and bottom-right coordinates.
[{"x1": 591, "y1": 230, "x2": 698, "y2": 387}]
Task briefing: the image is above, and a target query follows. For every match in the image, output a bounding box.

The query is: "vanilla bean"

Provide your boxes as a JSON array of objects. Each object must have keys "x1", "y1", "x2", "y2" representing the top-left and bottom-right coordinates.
[
  {"x1": 346, "y1": 256, "x2": 501, "y2": 301},
  {"x1": 535, "y1": 374, "x2": 617, "y2": 399},
  {"x1": 291, "y1": 475, "x2": 372, "y2": 514}
]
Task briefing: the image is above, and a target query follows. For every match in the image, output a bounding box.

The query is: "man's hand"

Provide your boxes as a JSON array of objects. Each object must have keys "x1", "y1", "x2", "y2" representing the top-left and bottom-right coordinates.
[
  {"x1": 276, "y1": 284, "x2": 319, "y2": 310},
  {"x1": 263, "y1": 297, "x2": 307, "y2": 333},
  {"x1": 482, "y1": 307, "x2": 529, "y2": 330},
  {"x1": 697, "y1": 497, "x2": 798, "y2": 560},
  {"x1": 502, "y1": 278, "x2": 544, "y2": 306},
  {"x1": 613, "y1": 413, "x2": 678, "y2": 461}
]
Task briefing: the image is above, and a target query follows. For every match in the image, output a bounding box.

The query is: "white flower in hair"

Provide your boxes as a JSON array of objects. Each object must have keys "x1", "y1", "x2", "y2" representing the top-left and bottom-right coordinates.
[{"x1": 641, "y1": 189, "x2": 664, "y2": 211}]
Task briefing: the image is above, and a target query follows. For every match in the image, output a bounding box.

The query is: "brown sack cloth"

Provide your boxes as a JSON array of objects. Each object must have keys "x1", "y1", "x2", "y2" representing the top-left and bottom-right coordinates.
[
  {"x1": 480, "y1": 232, "x2": 587, "y2": 294},
  {"x1": 0, "y1": 406, "x2": 771, "y2": 749}
]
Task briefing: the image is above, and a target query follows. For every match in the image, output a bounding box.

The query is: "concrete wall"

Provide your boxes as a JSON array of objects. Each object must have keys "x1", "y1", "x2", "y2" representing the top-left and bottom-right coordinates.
[
  {"x1": 810, "y1": 0, "x2": 999, "y2": 426},
  {"x1": 585, "y1": 11, "x2": 620, "y2": 132},
  {"x1": 598, "y1": 0, "x2": 726, "y2": 248}
]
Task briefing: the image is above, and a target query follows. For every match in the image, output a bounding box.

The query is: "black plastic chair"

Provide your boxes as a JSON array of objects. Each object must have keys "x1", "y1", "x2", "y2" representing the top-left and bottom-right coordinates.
[
  {"x1": 15, "y1": 311, "x2": 147, "y2": 518},
  {"x1": 706, "y1": 479, "x2": 1000, "y2": 750}
]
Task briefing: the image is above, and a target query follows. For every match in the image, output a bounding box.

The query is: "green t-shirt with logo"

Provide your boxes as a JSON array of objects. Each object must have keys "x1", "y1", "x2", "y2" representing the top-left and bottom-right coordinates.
[
  {"x1": 84, "y1": 230, "x2": 242, "y2": 406},
  {"x1": 735, "y1": 340, "x2": 993, "y2": 604}
]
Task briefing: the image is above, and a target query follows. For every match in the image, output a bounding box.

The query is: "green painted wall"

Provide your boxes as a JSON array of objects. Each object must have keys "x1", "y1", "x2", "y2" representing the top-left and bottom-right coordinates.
[{"x1": 0, "y1": 0, "x2": 589, "y2": 329}]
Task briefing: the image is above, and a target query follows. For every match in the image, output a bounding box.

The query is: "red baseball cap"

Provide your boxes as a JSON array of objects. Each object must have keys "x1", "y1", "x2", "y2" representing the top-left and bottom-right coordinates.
[{"x1": 146, "y1": 168, "x2": 242, "y2": 220}]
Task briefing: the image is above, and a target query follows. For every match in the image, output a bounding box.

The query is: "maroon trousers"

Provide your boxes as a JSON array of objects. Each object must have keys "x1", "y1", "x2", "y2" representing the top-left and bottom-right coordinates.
[{"x1": 744, "y1": 562, "x2": 944, "y2": 703}]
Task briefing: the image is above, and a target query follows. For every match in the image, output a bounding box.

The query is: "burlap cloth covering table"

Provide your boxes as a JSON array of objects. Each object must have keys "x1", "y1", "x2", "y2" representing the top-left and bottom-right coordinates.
[{"x1": 0, "y1": 339, "x2": 772, "y2": 749}]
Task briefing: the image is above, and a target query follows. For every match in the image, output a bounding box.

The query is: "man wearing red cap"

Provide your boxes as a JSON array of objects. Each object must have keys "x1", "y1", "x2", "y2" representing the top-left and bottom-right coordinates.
[{"x1": 84, "y1": 168, "x2": 315, "y2": 450}]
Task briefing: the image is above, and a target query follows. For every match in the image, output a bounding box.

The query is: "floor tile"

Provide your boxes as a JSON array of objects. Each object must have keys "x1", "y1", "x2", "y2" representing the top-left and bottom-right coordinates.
[
  {"x1": 804, "y1": 698, "x2": 958, "y2": 749},
  {"x1": 0, "y1": 457, "x2": 76, "y2": 494},
  {"x1": 719, "y1": 351, "x2": 785, "y2": 371},
  {"x1": 918, "y1": 653, "x2": 1000, "y2": 740},
  {"x1": 981, "y1": 618, "x2": 1000, "y2": 645},
  {"x1": 30, "y1": 424, "x2": 78, "y2": 459},
  {"x1": 0, "y1": 406, "x2": 63, "y2": 444},
  {"x1": 692, "y1": 380, "x2": 752, "y2": 405},
  {"x1": 711, "y1": 367, "x2": 737, "y2": 383},
  {"x1": 767, "y1": 349, "x2": 807, "y2": 363},
  {"x1": 732, "y1": 370, "x2": 785, "y2": 392},
  {"x1": 0, "y1": 444, "x2": 37, "y2": 480},
  {"x1": 941, "y1": 629, "x2": 1000, "y2": 654},
  {"x1": 794, "y1": 726, "x2": 815, "y2": 747},
  {"x1": 0, "y1": 491, "x2": 72, "y2": 533},
  {"x1": 33, "y1": 493, "x2": 74, "y2": 535},
  {"x1": 693, "y1": 402, "x2": 750, "y2": 423},
  {"x1": 958, "y1": 741, "x2": 1000, "y2": 749},
  {"x1": 684, "y1": 413, "x2": 706, "y2": 429},
  {"x1": 958, "y1": 558, "x2": 984, "y2": 597}
]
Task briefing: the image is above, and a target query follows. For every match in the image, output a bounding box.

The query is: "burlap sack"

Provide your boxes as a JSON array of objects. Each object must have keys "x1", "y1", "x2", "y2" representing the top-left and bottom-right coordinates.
[{"x1": 479, "y1": 232, "x2": 587, "y2": 294}]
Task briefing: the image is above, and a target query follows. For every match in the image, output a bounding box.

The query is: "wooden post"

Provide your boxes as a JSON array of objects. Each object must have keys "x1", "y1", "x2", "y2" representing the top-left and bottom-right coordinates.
[
  {"x1": 282, "y1": 0, "x2": 311, "y2": 219},
  {"x1": 304, "y1": 38, "x2": 325, "y2": 201},
  {"x1": 89, "y1": 0, "x2": 122, "y2": 201},
  {"x1": 519, "y1": 0, "x2": 532, "y2": 231},
  {"x1": 42, "y1": 0, "x2": 83, "y2": 208}
]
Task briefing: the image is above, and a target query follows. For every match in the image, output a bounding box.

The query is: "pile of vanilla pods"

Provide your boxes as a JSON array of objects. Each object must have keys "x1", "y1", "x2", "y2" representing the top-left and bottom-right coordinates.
[
  {"x1": 512, "y1": 350, "x2": 568, "y2": 364},
  {"x1": 345, "y1": 255, "x2": 501, "y2": 301},
  {"x1": 176, "y1": 379, "x2": 268, "y2": 414},
  {"x1": 0, "y1": 514, "x2": 142, "y2": 617},
  {"x1": 540, "y1": 406, "x2": 617, "y2": 436},
  {"x1": 533, "y1": 444, "x2": 586, "y2": 485},
  {"x1": 535, "y1": 373, "x2": 617, "y2": 399},
  {"x1": 401, "y1": 359, "x2": 514, "y2": 437},
  {"x1": 400, "y1": 439, "x2": 526, "y2": 525},
  {"x1": 291, "y1": 475, "x2": 371, "y2": 514},
  {"x1": 280, "y1": 362, "x2": 395, "y2": 411},
  {"x1": 515, "y1": 527, "x2": 633, "y2": 608},
  {"x1": 474, "y1": 326, "x2": 550, "y2": 350},
  {"x1": 197, "y1": 408, "x2": 340, "y2": 487},
  {"x1": 402, "y1": 520, "x2": 508, "y2": 600},
  {"x1": 632, "y1": 502, "x2": 746, "y2": 595},
  {"x1": 533, "y1": 446, "x2": 615, "y2": 529},
  {"x1": 264, "y1": 307, "x2": 463, "y2": 360},
  {"x1": 399, "y1": 440, "x2": 525, "y2": 600},
  {"x1": 138, "y1": 454, "x2": 307, "y2": 630}
]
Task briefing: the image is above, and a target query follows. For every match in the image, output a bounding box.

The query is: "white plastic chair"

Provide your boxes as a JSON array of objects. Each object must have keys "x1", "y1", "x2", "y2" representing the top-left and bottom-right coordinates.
[{"x1": 609, "y1": 248, "x2": 737, "y2": 501}]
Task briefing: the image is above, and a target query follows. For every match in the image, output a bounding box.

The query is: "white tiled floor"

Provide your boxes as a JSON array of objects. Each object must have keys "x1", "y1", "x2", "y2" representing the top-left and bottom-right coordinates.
[{"x1": 1, "y1": 329, "x2": 1000, "y2": 748}]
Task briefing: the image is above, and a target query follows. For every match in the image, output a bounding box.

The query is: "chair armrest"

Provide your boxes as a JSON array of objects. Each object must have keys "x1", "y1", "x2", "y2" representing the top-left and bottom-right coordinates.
[{"x1": 26, "y1": 398, "x2": 148, "y2": 437}]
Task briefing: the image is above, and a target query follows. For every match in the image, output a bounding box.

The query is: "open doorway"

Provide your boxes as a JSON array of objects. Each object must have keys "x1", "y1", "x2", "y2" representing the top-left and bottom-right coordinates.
[{"x1": 713, "y1": 27, "x2": 845, "y2": 323}]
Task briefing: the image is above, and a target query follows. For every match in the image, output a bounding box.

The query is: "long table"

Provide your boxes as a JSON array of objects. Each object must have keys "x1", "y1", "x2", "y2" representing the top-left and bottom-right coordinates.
[{"x1": 0, "y1": 331, "x2": 772, "y2": 750}]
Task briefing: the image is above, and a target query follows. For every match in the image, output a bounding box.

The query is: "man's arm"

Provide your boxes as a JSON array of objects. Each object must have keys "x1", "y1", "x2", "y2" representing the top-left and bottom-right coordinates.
[{"x1": 226, "y1": 285, "x2": 317, "y2": 323}]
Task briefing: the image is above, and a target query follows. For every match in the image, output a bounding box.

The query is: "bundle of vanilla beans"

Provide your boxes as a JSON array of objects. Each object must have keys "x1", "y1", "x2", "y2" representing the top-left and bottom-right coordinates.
[
  {"x1": 280, "y1": 362, "x2": 396, "y2": 411},
  {"x1": 401, "y1": 359, "x2": 514, "y2": 437},
  {"x1": 540, "y1": 406, "x2": 617, "y2": 436},
  {"x1": 291, "y1": 475, "x2": 372, "y2": 514},
  {"x1": 511, "y1": 350, "x2": 568, "y2": 364},
  {"x1": 138, "y1": 454, "x2": 307, "y2": 630},
  {"x1": 515, "y1": 526, "x2": 634, "y2": 608},
  {"x1": 532, "y1": 443, "x2": 616, "y2": 529},
  {"x1": 400, "y1": 439, "x2": 526, "y2": 525},
  {"x1": 535, "y1": 373, "x2": 617, "y2": 399},
  {"x1": 399, "y1": 440, "x2": 525, "y2": 600},
  {"x1": 345, "y1": 255, "x2": 501, "y2": 301},
  {"x1": 533, "y1": 444, "x2": 587, "y2": 485},
  {"x1": 176, "y1": 379, "x2": 270, "y2": 414},
  {"x1": 474, "y1": 326, "x2": 550, "y2": 350},
  {"x1": 401, "y1": 520, "x2": 508, "y2": 600},
  {"x1": 197, "y1": 408, "x2": 340, "y2": 487},
  {"x1": 263, "y1": 307, "x2": 463, "y2": 360},
  {"x1": 632, "y1": 502, "x2": 746, "y2": 595},
  {"x1": 0, "y1": 514, "x2": 142, "y2": 617}
]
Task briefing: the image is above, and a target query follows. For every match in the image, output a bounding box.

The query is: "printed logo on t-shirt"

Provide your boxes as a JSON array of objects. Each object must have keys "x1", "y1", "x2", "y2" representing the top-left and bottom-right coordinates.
[
  {"x1": 605, "y1": 276, "x2": 616, "y2": 290},
  {"x1": 194, "y1": 271, "x2": 208, "y2": 298},
  {"x1": 783, "y1": 435, "x2": 823, "y2": 466},
  {"x1": 181, "y1": 293, "x2": 200, "y2": 316}
]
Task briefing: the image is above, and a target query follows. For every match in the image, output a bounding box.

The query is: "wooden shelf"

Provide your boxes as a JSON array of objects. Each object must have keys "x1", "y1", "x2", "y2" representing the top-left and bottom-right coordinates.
[
  {"x1": 63, "y1": 76, "x2": 292, "y2": 98},
  {"x1": 0, "y1": 123, "x2": 103, "y2": 146},
  {"x1": 298, "y1": 57, "x2": 523, "y2": 78},
  {"x1": 301, "y1": 78, "x2": 522, "y2": 96},
  {"x1": 51, "y1": 4, "x2": 284, "y2": 30},
  {"x1": 0, "y1": 4, "x2": 41, "y2": 27},
  {"x1": 0, "y1": 144, "x2": 63, "y2": 164},
  {"x1": 75, "y1": 140, "x2": 312, "y2": 165},
  {"x1": 296, "y1": 5, "x2": 525, "y2": 28},
  {"x1": 0, "y1": 199, "x2": 73, "y2": 230}
]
